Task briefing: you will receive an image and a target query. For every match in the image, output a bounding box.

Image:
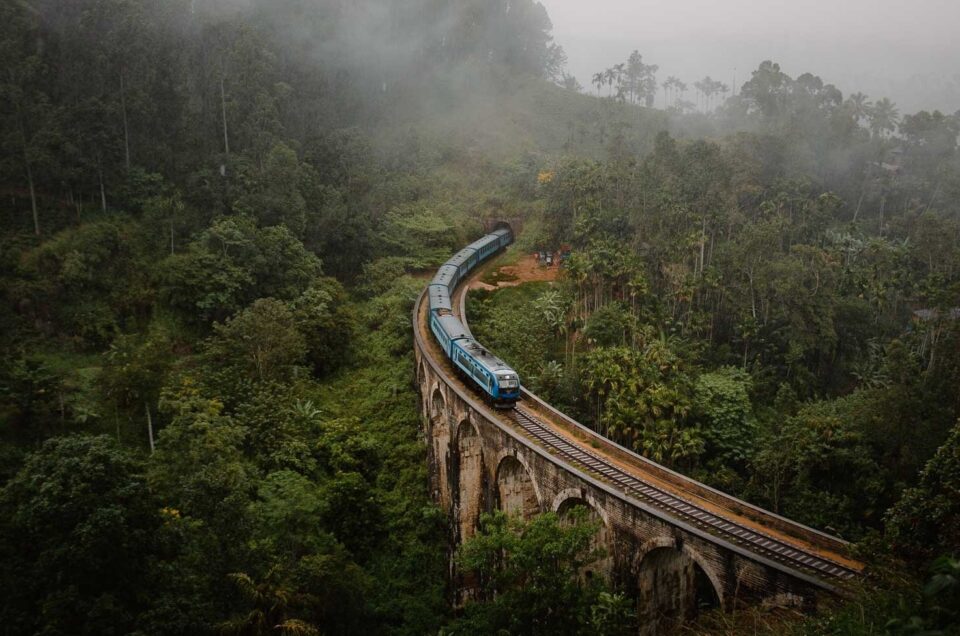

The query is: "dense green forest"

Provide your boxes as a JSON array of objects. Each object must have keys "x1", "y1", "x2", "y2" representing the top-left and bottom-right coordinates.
[{"x1": 1, "y1": 0, "x2": 958, "y2": 633}]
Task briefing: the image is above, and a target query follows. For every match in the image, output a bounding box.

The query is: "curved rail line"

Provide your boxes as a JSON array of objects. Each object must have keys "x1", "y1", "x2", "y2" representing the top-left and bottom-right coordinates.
[
  {"x1": 508, "y1": 406, "x2": 858, "y2": 581},
  {"x1": 419, "y1": 245, "x2": 864, "y2": 592}
]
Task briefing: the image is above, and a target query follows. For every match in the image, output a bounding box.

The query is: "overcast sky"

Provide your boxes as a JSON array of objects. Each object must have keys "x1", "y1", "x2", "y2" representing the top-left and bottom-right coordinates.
[{"x1": 539, "y1": 0, "x2": 960, "y2": 113}]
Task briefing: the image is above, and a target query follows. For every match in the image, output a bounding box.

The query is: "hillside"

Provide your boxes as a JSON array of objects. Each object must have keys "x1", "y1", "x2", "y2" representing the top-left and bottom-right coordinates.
[{"x1": 1, "y1": 0, "x2": 959, "y2": 634}]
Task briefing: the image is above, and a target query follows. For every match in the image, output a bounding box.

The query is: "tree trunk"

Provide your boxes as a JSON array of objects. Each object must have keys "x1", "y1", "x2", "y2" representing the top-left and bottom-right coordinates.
[
  {"x1": 120, "y1": 68, "x2": 131, "y2": 170},
  {"x1": 570, "y1": 329, "x2": 577, "y2": 372},
  {"x1": 69, "y1": 187, "x2": 80, "y2": 224},
  {"x1": 879, "y1": 196, "x2": 885, "y2": 237},
  {"x1": 220, "y1": 75, "x2": 230, "y2": 156},
  {"x1": 145, "y1": 402, "x2": 155, "y2": 453},
  {"x1": 25, "y1": 159, "x2": 39, "y2": 236},
  {"x1": 699, "y1": 215, "x2": 707, "y2": 278},
  {"x1": 98, "y1": 158, "x2": 107, "y2": 212},
  {"x1": 852, "y1": 185, "x2": 865, "y2": 222},
  {"x1": 16, "y1": 98, "x2": 40, "y2": 235}
]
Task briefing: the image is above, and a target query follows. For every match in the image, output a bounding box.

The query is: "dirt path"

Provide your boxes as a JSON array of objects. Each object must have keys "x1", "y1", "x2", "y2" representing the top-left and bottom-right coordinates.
[
  {"x1": 470, "y1": 253, "x2": 560, "y2": 291},
  {"x1": 446, "y1": 252, "x2": 863, "y2": 575}
]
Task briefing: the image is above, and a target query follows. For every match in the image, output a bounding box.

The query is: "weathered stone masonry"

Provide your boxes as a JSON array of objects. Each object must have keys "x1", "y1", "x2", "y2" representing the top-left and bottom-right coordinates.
[{"x1": 414, "y1": 293, "x2": 838, "y2": 632}]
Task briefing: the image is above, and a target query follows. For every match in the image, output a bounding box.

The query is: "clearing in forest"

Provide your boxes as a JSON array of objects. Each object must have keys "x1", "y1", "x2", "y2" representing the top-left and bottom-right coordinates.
[{"x1": 471, "y1": 253, "x2": 560, "y2": 291}]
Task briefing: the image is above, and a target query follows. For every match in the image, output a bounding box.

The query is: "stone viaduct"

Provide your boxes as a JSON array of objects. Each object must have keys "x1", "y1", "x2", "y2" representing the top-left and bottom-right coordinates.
[{"x1": 413, "y1": 285, "x2": 861, "y2": 633}]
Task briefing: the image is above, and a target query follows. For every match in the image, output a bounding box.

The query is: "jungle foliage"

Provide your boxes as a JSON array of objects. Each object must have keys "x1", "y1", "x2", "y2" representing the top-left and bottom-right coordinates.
[
  {"x1": 467, "y1": 59, "x2": 960, "y2": 633},
  {"x1": 0, "y1": 0, "x2": 958, "y2": 633}
]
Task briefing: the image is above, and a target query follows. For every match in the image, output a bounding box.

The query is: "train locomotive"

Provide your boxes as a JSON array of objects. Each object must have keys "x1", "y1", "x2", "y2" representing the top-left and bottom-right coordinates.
[{"x1": 427, "y1": 226, "x2": 521, "y2": 408}]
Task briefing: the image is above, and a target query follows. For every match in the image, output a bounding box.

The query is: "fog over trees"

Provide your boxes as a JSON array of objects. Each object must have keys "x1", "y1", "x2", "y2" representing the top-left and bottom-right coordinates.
[
  {"x1": 0, "y1": 0, "x2": 959, "y2": 634},
  {"x1": 544, "y1": 0, "x2": 960, "y2": 115}
]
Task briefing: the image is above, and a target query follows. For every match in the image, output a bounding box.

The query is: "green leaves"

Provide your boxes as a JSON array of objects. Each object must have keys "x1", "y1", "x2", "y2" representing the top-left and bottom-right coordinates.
[
  {"x1": 885, "y1": 420, "x2": 960, "y2": 559},
  {"x1": 0, "y1": 435, "x2": 163, "y2": 636},
  {"x1": 580, "y1": 344, "x2": 699, "y2": 466},
  {"x1": 451, "y1": 508, "x2": 627, "y2": 635},
  {"x1": 692, "y1": 367, "x2": 756, "y2": 468},
  {"x1": 235, "y1": 143, "x2": 308, "y2": 237},
  {"x1": 157, "y1": 216, "x2": 321, "y2": 325},
  {"x1": 205, "y1": 299, "x2": 308, "y2": 385},
  {"x1": 747, "y1": 396, "x2": 886, "y2": 536},
  {"x1": 291, "y1": 279, "x2": 354, "y2": 376}
]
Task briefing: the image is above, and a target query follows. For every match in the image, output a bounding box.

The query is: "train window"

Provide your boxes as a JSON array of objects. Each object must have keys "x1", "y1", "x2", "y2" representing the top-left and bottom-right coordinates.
[{"x1": 497, "y1": 374, "x2": 519, "y2": 389}]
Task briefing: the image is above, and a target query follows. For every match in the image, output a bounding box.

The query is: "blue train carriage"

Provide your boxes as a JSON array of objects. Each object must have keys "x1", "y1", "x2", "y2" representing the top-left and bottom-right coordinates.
[
  {"x1": 491, "y1": 226, "x2": 512, "y2": 249},
  {"x1": 446, "y1": 246, "x2": 479, "y2": 281},
  {"x1": 431, "y1": 263, "x2": 460, "y2": 294},
  {"x1": 466, "y1": 233, "x2": 501, "y2": 262},
  {"x1": 427, "y1": 283, "x2": 452, "y2": 314},
  {"x1": 450, "y1": 337, "x2": 521, "y2": 408},
  {"x1": 430, "y1": 312, "x2": 470, "y2": 357}
]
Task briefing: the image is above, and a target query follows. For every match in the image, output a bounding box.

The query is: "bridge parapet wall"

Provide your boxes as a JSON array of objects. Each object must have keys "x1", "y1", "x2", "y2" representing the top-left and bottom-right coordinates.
[
  {"x1": 414, "y1": 291, "x2": 836, "y2": 629},
  {"x1": 520, "y1": 390, "x2": 849, "y2": 557}
]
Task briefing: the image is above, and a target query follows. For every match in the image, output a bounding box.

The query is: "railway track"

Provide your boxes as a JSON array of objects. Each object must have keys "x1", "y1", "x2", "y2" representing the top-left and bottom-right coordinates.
[
  {"x1": 442, "y1": 254, "x2": 861, "y2": 587},
  {"x1": 509, "y1": 405, "x2": 859, "y2": 582}
]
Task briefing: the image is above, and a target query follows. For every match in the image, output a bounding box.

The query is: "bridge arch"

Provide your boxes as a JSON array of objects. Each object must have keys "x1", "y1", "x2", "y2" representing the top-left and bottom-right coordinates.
[
  {"x1": 553, "y1": 490, "x2": 615, "y2": 580},
  {"x1": 430, "y1": 386, "x2": 446, "y2": 421},
  {"x1": 551, "y1": 489, "x2": 611, "y2": 525},
  {"x1": 494, "y1": 453, "x2": 540, "y2": 520},
  {"x1": 417, "y1": 359, "x2": 426, "y2": 390},
  {"x1": 636, "y1": 537, "x2": 723, "y2": 634},
  {"x1": 430, "y1": 387, "x2": 451, "y2": 509},
  {"x1": 456, "y1": 420, "x2": 485, "y2": 541},
  {"x1": 414, "y1": 239, "x2": 856, "y2": 619}
]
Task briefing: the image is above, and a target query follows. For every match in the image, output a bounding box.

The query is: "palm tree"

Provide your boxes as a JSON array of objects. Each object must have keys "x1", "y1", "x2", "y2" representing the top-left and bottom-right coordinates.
[
  {"x1": 604, "y1": 68, "x2": 616, "y2": 97},
  {"x1": 696, "y1": 76, "x2": 721, "y2": 111},
  {"x1": 694, "y1": 78, "x2": 708, "y2": 111},
  {"x1": 717, "y1": 81, "x2": 729, "y2": 107},
  {"x1": 219, "y1": 571, "x2": 319, "y2": 636},
  {"x1": 676, "y1": 80, "x2": 687, "y2": 107},
  {"x1": 626, "y1": 50, "x2": 645, "y2": 104},
  {"x1": 663, "y1": 76, "x2": 679, "y2": 108},
  {"x1": 591, "y1": 72, "x2": 604, "y2": 96},
  {"x1": 868, "y1": 97, "x2": 899, "y2": 138},
  {"x1": 613, "y1": 63, "x2": 626, "y2": 97},
  {"x1": 845, "y1": 91, "x2": 872, "y2": 125}
]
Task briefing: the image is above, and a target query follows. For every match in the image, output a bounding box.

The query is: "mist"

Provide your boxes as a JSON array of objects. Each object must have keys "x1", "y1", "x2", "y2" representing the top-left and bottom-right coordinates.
[{"x1": 542, "y1": 0, "x2": 960, "y2": 114}]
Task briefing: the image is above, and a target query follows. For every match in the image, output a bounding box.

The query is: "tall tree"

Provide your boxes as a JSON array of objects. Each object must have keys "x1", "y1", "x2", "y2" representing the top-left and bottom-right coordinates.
[
  {"x1": 591, "y1": 71, "x2": 604, "y2": 96},
  {"x1": 869, "y1": 97, "x2": 900, "y2": 138},
  {"x1": 0, "y1": 436, "x2": 164, "y2": 635},
  {"x1": 0, "y1": 1, "x2": 56, "y2": 235}
]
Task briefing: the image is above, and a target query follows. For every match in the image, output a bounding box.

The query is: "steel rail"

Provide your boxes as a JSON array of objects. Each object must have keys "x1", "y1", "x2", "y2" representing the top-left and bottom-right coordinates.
[
  {"x1": 416, "y1": 288, "x2": 857, "y2": 595},
  {"x1": 508, "y1": 405, "x2": 858, "y2": 581},
  {"x1": 424, "y1": 248, "x2": 863, "y2": 590}
]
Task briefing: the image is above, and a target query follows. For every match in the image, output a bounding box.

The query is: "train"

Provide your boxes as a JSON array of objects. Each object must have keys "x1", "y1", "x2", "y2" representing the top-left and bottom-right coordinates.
[{"x1": 427, "y1": 225, "x2": 521, "y2": 408}]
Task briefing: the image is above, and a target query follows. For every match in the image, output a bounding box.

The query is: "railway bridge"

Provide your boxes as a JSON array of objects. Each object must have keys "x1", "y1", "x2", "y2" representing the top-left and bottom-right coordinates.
[{"x1": 413, "y1": 254, "x2": 863, "y2": 633}]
